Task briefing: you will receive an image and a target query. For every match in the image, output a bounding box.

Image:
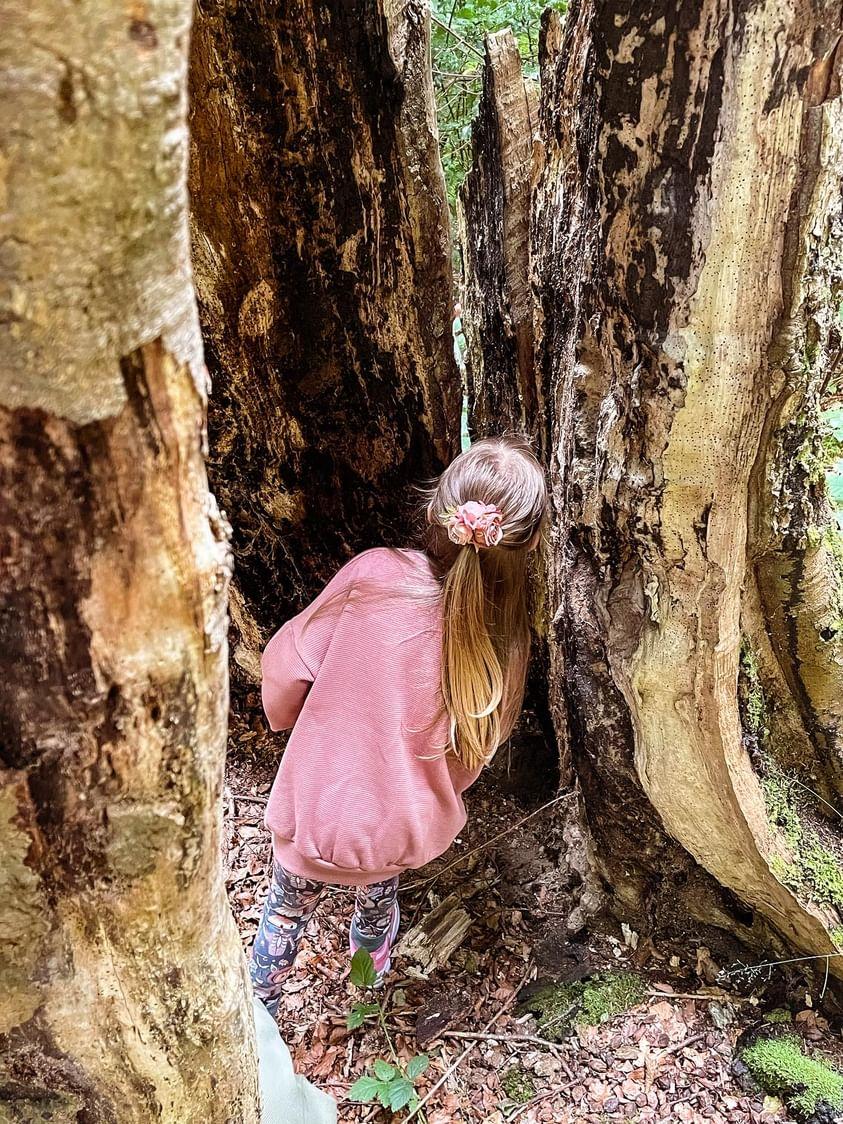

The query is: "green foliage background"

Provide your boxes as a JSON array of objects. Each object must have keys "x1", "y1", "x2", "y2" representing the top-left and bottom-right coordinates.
[{"x1": 431, "y1": 0, "x2": 565, "y2": 212}]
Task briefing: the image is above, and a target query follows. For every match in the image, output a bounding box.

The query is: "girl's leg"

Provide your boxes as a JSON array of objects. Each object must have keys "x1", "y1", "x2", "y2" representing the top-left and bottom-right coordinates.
[
  {"x1": 350, "y1": 876, "x2": 400, "y2": 984},
  {"x1": 250, "y1": 859, "x2": 324, "y2": 1016}
]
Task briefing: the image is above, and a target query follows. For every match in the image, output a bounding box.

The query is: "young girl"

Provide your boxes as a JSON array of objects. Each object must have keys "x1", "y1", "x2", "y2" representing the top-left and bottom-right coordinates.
[{"x1": 250, "y1": 435, "x2": 547, "y2": 1015}]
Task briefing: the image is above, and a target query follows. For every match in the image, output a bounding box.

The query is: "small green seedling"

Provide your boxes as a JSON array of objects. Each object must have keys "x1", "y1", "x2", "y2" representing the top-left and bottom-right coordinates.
[
  {"x1": 347, "y1": 948, "x2": 380, "y2": 1029},
  {"x1": 346, "y1": 949, "x2": 430, "y2": 1115},
  {"x1": 349, "y1": 1055, "x2": 430, "y2": 1113}
]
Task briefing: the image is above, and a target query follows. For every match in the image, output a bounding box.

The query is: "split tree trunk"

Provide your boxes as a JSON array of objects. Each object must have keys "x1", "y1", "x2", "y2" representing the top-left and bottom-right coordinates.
[
  {"x1": 459, "y1": 30, "x2": 537, "y2": 439},
  {"x1": 466, "y1": 0, "x2": 843, "y2": 983},
  {"x1": 0, "y1": 2, "x2": 259, "y2": 1118},
  {"x1": 189, "y1": 0, "x2": 459, "y2": 685}
]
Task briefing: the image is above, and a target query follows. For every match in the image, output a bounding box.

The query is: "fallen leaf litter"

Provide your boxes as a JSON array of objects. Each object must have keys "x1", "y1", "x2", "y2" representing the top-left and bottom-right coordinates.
[{"x1": 225, "y1": 723, "x2": 841, "y2": 1123}]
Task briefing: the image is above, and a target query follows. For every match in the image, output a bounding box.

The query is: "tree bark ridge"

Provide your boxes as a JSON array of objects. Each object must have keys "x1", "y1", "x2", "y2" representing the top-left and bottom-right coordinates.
[
  {"x1": 189, "y1": 0, "x2": 459, "y2": 686},
  {"x1": 1, "y1": 0, "x2": 259, "y2": 1115},
  {"x1": 463, "y1": 0, "x2": 843, "y2": 981},
  {"x1": 459, "y1": 29, "x2": 537, "y2": 440}
]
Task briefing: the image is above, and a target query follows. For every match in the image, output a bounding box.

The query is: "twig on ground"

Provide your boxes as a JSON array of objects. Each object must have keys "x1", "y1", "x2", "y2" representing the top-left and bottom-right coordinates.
[
  {"x1": 558, "y1": 1054, "x2": 576, "y2": 1082},
  {"x1": 645, "y1": 990, "x2": 747, "y2": 1002},
  {"x1": 505, "y1": 1078, "x2": 581, "y2": 1122},
  {"x1": 535, "y1": 1002, "x2": 578, "y2": 1036},
  {"x1": 726, "y1": 951, "x2": 843, "y2": 974},
  {"x1": 442, "y1": 1030, "x2": 565, "y2": 1052},
  {"x1": 655, "y1": 1031, "x2": 706, "y2": 1059},
  {"x1": 404, "y1": 962, "x2": 535, "y2": 1122},
  {"x1": 230, "y1": 792, "x2": 269, "y2": 805}
]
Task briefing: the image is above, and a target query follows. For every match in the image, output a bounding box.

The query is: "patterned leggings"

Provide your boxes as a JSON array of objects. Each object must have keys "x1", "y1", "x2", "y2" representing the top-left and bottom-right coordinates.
[{"x1": 249, "y1": 858, "x2": 399, "y2": 1015}]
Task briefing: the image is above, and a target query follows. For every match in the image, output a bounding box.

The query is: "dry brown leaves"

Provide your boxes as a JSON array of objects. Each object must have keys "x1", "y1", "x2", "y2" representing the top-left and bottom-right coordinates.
[{"x1": 224, "y1": 755, "x2": 830, "y2": 1124}]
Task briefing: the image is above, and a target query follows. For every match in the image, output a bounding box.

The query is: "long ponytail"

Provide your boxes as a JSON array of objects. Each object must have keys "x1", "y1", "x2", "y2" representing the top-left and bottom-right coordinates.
[
  {"x1": 440, "y1": 547, "x2": 505, "y2": 770},
  {"x1": 424, "y1": 436, "x2": 547, "y2": 770}
]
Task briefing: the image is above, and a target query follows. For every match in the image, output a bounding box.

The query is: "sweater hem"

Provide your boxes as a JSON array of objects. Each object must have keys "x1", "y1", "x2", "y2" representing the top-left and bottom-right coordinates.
[{"x1": 271, "y1": 835, "x2": 409, "y2": 887}]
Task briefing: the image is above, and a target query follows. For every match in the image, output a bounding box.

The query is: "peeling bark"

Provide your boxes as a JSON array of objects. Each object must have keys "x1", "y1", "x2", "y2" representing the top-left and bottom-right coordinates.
[
  {"x1": 471, "y1": 0, "x2": 843, "y2": 981},
  {"x1": 188, "y1": 0, "x2": 459, "y2": 684},
  {"x1": 459, "y1": 30, "x2": 538, "y2": 439},
  {"x1": 0, "y1": 1, "x2": 258, "y2": 1116}
]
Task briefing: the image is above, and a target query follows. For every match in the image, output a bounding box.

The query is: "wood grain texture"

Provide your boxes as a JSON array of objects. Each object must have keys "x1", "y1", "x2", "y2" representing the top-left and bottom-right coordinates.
[
  {"x1": 0, "y1": 0, "x2": 259, "y2": 1116},
  {"x1": 460, "y1": 30, "x2": 538, "y2": 440},
  {"x1": 189, "y1": 0, "x2": 460, "y2": 685},
  {"x1": 528, "y1": 0, "x2": 843, "y2": 980}
]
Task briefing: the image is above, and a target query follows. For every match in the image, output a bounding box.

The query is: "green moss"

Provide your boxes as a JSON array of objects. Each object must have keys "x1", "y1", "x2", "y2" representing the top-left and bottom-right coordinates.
[
  {"x1": 501, "y1": 1066, "x2": 536, "y2": 1104},
  {"x1": 581, "y1": 971, "x2": 646, "y2": 1023},
  {"x1": 763, "y1": 1008, "x2": 793, "y2": 1025},
  {"x1": 742, "y1": 1035, "x2": 843, "y2": 1118},
  {"x1": 831, "y1": 926, "x2": 843, "y2": 950},
  {"x1": 803, "y1": 838, "x2": 843, "y2": 909},
  {"x1": 738, "y1": 639, "x2": 768, "y2": 746},
  {"x1": 762, "y1": 763, "x2": 843, "y2": 913},
  {"x1": 518, "y1": 972, "x2": 645, "y2": 1040},
  {"x1": 517, "y1": 980, "x2": 582, "y2": 1040}
]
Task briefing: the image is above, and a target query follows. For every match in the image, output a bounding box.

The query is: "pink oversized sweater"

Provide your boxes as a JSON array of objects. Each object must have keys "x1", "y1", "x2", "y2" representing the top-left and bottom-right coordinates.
[{"x1": 261, "y1": 547, "x2": 513, "y2": 886}]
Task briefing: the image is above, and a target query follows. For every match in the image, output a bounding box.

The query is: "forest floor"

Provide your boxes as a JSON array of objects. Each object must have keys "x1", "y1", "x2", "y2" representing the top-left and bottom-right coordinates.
[{"x1": 225, "y1": 712, "x2": 843, "y2": 1124}]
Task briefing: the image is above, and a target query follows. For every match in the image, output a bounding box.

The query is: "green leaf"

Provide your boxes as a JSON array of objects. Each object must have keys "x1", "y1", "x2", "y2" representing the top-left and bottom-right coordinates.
[
  {"x1": 376, "y1": 1084, "x2": 393, "y2": 1108},
  {"x1": 406, "y1": 1054, "x2": 430, "y2": 1079},
  {"x1": 348, "y1": 1075, "x2": 382, "y2": 1103},
  {"x1": 386, "y1": 1075, "x2": 415, "y2": 1111},
  {"x1": 349, "y1": 948, "x2": 378, "y2": 988},
  {"x1": 373, "y1": 1059, "x2": 396, "y2": 1082},
  {"x1": 346, "y1": 1002, "x2": 379, "y2": 1030}
]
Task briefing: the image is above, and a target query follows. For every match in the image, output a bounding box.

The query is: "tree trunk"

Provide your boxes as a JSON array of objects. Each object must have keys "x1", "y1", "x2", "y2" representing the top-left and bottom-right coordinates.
[
  {"x1": 0, "y1": 2, "x2": 259, "y2": 1118},
  {"x1": 188, "y1": 0, "x2": 459, "y2": 686},
  {"x1": 467, "y1": 0, "x2": 843, "y2": 984},
  {"x1": 459, "y1": 30, "x2": 538, "y2": 440},
  {"x1": 747, "y1": 88, "x2": 843, "y2": 802}
]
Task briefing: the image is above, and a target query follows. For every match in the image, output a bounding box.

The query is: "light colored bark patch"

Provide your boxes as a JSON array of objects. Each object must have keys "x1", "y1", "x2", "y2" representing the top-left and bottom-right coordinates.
[{"x1": 0, "y1": 0, "x2": 203, "y2": 422}]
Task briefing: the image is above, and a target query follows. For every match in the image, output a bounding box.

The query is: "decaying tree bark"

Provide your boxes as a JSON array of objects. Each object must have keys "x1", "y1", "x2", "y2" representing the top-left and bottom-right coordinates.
[
  {"x1": 0, "y1": 2, "x2": 259, "y2": 1118},
  {"x1": 748, "y1": 96, "x2": 843, "y2": 801},
  {"x1": 534, "y1": 0, "x2": 843, "y2": 979},
  {"x1": 189, "y1": 0, "x2": 459, "y2": 685},
  {"x1": 459, "y1": 30, "x2": 538, "y2": 439},
  {"x1": 466, "y1": 0, "x2": 843, "y2": 984}
]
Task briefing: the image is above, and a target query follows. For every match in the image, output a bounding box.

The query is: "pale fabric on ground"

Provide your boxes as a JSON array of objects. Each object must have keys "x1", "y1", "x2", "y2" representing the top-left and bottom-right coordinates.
[{"x1": 253, "y1": 997, "x2": 337, "y2": 1124}]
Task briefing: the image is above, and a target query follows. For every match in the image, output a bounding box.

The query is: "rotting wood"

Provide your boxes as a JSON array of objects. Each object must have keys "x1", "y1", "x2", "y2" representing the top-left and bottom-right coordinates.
[
  {"x1": 464, "y1": 0, "x2": 843, "y2": 990},
  {"x1": 189, "y1": 0, "x2": 460, "y2": 694},
  {"x1": 0, "y1": 0, "x2": 259, "y2": 1115},
  {"x1": 398, "y1": 893, "x2": 473, "y2": 975},
  {"x1": 459, "y1": 28, "x2": 538, "y2": 440}
]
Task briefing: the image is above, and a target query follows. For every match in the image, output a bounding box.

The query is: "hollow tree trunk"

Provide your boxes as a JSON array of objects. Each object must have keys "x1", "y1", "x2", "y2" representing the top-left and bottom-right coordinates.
[
  {"x1": 188, "y1": 0, "x2": 459, "y2": 685},
  {"x1": 467, "y1": 0, "x2": 843, "y2": 984},
  {"x1": 0, "y1": 2, "x2": 259, "y2": 1118},
  {"x1": 459, "y1": 30, "x2": 537, "y2": 440}
]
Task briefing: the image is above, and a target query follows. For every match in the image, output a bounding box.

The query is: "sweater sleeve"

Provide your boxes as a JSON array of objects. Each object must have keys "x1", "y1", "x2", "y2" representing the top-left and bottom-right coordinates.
[{"x1": 260, "y1": 557, "x2": 360, "y2": 732}]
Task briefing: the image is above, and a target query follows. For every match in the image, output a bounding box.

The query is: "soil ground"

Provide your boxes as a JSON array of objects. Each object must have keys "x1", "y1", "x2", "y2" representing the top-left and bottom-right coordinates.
[{"x1": 225, "y1": 714, "x2": 843, "y2": 1124}]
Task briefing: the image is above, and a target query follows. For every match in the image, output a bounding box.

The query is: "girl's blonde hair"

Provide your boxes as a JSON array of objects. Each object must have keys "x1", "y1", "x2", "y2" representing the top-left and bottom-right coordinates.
[{"x1": 423, "y1": 435, "x2": 548, "y2": 771}]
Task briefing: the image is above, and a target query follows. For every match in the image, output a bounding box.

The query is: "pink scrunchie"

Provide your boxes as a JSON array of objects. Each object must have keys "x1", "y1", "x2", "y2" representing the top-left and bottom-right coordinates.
[{"x1": 442, "y1": 501, "x2": 504, "y2": 551}]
